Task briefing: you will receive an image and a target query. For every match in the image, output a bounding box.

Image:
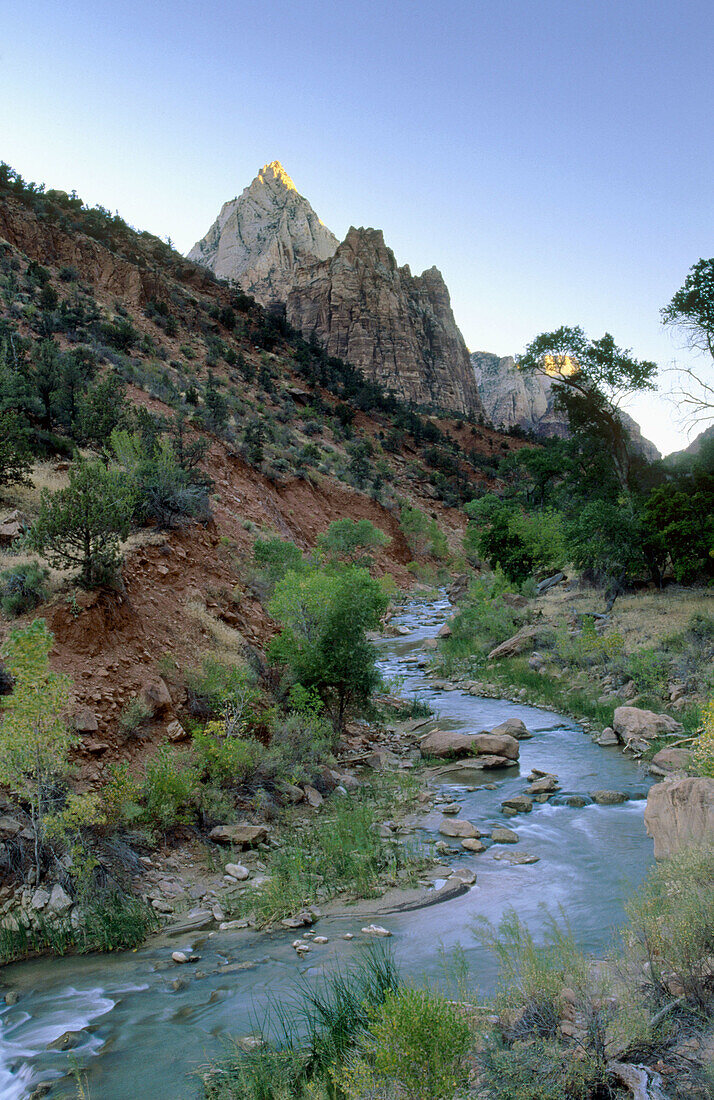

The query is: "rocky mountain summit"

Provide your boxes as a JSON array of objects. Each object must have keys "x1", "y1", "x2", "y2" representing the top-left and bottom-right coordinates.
[
  {"x1": 189, "y1": 165, "x2": 484, "y2": 417},
  {"x1": 471, "y1": 350, "x2": 661, "y2": 461},
  {"x1": 286, "y1": 227, "x2": 484, "y2": 416},
  {"x1": 188, "y1": 161, "x2": 338, "y2": 307}
]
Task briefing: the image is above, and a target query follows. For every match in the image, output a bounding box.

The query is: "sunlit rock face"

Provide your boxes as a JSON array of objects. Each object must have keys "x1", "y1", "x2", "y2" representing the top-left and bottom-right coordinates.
[
  {"x1": 286, "y1": 227, "x2": 485, "y2": 416},
  {"x1": 188, "y1": 161, "x2": 338, "y2": 308},
  {"x1": 471, "y1": 351, "x2": 661, "y2": 461}
]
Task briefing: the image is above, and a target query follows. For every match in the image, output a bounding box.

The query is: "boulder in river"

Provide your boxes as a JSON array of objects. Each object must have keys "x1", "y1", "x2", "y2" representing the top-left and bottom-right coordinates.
[
  {"x1": 644, "y1": 776, "x2": 714, "y2": 859},
  {"x1": 500, "y1": 795, "x2": 533, "y2": 814},
  {"x1": 491, "y1": 718, "x2": 531, "y2": 740},
  {"x1": 591, "y1": 790, "x2": 628, "y2": 805},
  {"x1": 439, "y1": 818, "x2": 480, "y2": 839},
  {"x1": 461, "y1": 837, "x2": 486, "y2": 852},
  {"x1": 419, "y1": 729, "x2": 473, "y2": 757},
  {"x1": 491, "y1": 826, "x2": 519, "y2": 844},
  {"x1": 471, "y1": 732, "x2": 520, "y2": 760},
  {"x1": 613, "y1": 706, "x2": 682, "y2": 745},
  {"x1": 493, "y1": 851, "x2": 540, "y2": 864}
]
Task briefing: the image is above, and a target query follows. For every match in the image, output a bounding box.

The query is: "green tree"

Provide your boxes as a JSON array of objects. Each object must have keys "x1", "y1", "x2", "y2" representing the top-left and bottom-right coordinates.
[
  {"x1": 0, "y1": 410, "x2": 31, "y2": 491},
  {"x1": 28, "y1": 459, "x2": 133, "y2": 586},
  {"x1": 0, "y1": 620, "x2": 75, "y2": 875},
  {"x1": 317, "y1": 518, "x2": 390, "y2": 568},
  {"x1": 269, "y1": 567, "x2": 388, "y2": 731},
  {"x1": 518, "y1": 326, "x2": 657, "y2": 489},
  {"x1": 464, "y1": 494, "x2": 566, "y2": 583}
]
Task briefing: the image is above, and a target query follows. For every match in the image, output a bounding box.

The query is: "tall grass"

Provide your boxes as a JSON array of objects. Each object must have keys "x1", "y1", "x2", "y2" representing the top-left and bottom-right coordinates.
[
  {"x1": 0, "y1": 892, "x2": 158, "y2": 964},
  {"x1": 234, "y1": 782, "x2": 426, "y2": 925},
  {"x1": 200, "y1": 947, "x2": 400, "y2": 1100}
]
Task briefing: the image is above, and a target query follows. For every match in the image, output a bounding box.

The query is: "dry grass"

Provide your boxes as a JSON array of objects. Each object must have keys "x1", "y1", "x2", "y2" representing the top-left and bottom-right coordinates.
[
  {"x1": 0, "y1": 460, "x2": 72, "y2": 519},
  {"x1": 537, "y1": 583, "x2": 714, "y2": 651},
  {"x1": 185, "y1": 598, "x2": 248, "y2": 657}
]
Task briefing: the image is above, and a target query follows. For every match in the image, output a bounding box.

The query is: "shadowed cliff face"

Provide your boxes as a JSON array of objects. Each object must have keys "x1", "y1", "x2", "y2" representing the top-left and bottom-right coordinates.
[
  {"x1": 188, "y1": 161, "x2": 339, "y2": 308},
  {"x1": 286, "y1": 227, "x2": 485, "y2": 417},
  {"x1": 471, "y1": 350, "x2": 661, "y2": 461}
]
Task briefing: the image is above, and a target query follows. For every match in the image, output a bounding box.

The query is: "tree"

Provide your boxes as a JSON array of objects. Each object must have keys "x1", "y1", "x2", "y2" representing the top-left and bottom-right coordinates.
[
  {"x1": 269, "y1": 567, "x2": 388, "y2": 732},
  {"x1": 464, "y1": 495, "x2": 566, "y2": 583},
  {"x1": 0, "y1": 410, "x2": 31, "y2": 491},
  {"x1": 0, "y1": 620, "x2": 75, "y2": 876},
  {"x1": 662, "y1": 258, "x2": 714, "y2": 427},
  {"x1": 518, "y1": 327, "x2": 657, "y2": 489},
  {"x1": 399, "y1": 505, "x2": 448, "y2": 560},
  {"x1": 317, "y1": 518, "x2": 390, "y2": 568},
  {"x1": 28, "y1": 459, "x2": 133, "y2": 586}
]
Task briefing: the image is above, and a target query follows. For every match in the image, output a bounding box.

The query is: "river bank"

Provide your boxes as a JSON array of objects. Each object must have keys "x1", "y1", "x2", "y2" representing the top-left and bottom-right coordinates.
[{"x1": 0, "y1": 593, "x2": 664, "y2": 1099}]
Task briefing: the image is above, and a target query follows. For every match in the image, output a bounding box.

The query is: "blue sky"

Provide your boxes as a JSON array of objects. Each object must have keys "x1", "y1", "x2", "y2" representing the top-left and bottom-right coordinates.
[{"x1": 2, "y1": 0, "x2": 712, "y2": 454}]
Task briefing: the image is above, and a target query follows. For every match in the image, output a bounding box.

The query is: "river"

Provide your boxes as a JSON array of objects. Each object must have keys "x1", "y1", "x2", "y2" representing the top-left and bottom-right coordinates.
[{"x1": 0, "y1": 595, "x2": 656, "y2": 1099}]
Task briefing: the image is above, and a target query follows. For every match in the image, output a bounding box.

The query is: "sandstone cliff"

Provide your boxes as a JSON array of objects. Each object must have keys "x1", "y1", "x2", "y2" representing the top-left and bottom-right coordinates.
[
  {"x1": 286, "y1": 227, "x2": 485, "y2": 416},
  {"x1": 188, "y1": 161, "x2": 338, "y2": 307},
  {"x1": 471, "y1": 350, "x2": 661, "y2": 461}
]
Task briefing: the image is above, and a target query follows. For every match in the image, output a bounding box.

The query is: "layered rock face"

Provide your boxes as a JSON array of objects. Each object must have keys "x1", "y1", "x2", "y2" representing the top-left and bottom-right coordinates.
[
  {"x1": 471, "y1": 351, "x2": 661, "y2": 461},
  {"x1": 286, "y1": 227, "x2": 485, "y2": 416},
  {"x1": 188, "y1": 162, "x2": 338, "y2": 308}
]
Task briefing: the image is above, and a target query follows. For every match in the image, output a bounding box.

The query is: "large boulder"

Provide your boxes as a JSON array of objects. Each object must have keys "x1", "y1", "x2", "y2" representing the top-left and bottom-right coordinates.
[
  {"x1": 651, "y1": 747, "x2": 691, "y2": 772},
  {"x1": 491, "y1": 718, "x2": 531, "y2": 740},
  {"x1": 419, "y1": 729, "x2": 473, "y2": 758},
  {"x1": 471, "y1": 732, "x2": 520, "y2": 760},
  {"x1": 613, "y1": 707, "x2": 682, "y2": 745},
  {"x1": 438, "y1": 818, "x2": 480, "y2": 839},
  {"x1": 644, "y1": 777, "x2": 714, "y2": 859},
  {"x1": 420, "y1": 729, "x2": 519, "y2": 760},
  {"x1": 209, "y1": 824, "x2": 268, "y2": 847}
]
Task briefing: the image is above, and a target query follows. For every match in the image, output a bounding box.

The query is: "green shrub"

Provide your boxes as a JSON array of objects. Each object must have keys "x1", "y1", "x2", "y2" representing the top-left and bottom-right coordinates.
[
  {"x1": 439, "y1": 574, "x2": 525, "y2": 669},
  {"x1": 626, "y1": 645, "x2": 670, "y2": 700},
  {"x1": 192, "y1": 728, "x2": 267, "y2": 787},
  {"x1": 117, "y1": 696, "x2": 152, "y2": 737},
  {"x1": 250, "y1": 536, "x2": 305, "y2": 599},
  {"x1": 0, "y1": 561, "x2": 49, "y2": 617},
  {"x1": 341, "y1": 986, "x2": 472, "y2": 1100},
  {"x1": 185, "y1": 658, "x2": 258, "y2": 720},
  {"x1": 478, "y1": 1037, "x2": 607, "y2": 1100},
  {"x1": 269, "y1": 566, "x2": 388, "y2": 731},
  {"x1": 622, "y1": 845, "x2": 714, "y2": 1012},
  {"x1": 399, "y1": 505, "x2": 448, "y2": 560},
  {"x1": 141, "y1": 747, "x2": 198, "y2": 831},
  {"x1": 464, "y1": 496, "x2": 566, "y2": 583},
  {"x1": 317, "y1": 518, "x2": 390, "y2": 568}
]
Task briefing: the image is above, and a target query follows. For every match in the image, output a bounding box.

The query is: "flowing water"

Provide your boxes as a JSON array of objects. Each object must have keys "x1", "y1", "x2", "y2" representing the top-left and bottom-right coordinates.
[{"x1": 0, "y1": 596, "x2": 656, "y2": 1098}]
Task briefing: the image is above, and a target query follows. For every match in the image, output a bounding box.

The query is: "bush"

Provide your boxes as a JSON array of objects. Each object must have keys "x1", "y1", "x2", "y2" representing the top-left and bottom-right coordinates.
[
  {"x1": 464, "y1": 496, "x2": 566, "y2": 583},
  {"x1": 622, "y1": 845, "x2": 714, "y2": 1012},
  {"x1": 184, "y1": 659, "x2": 258, "y2": 720},
  {"x1": 478, "y1": 1037, "x2": 607, "y2": 1100},
  {"x1": 440, "y1": 574, "x2": 526, "y2": 668},
  {"x1": 317, "y1": 518, "x2": 390, "y2": 569},
  {"x1": 250, "y1": 536, "x2": 305, "y2": 600},
  {"x1": 117, "y1": 697, "x2": 152, "y2": 737},
  {"x1": 0, "y1": 561, "x2": 49, "y2": 617},
  {"x1": 692, "y1": 700, "x2": 714, "y2": 777},
  {"x1": 626, "y1": 645, "x2": 670, "y2": 700},
  {"x1": 341, "y1": 986, "x2": 472, "y2": 1100},
  {"x1": 142, "y1": 747, "x2": 198, "y2": 831},
  {"x1": 399, "y1": 505, "x2": 448, "y2": 559},
  {"x1": 112, "y1": 430, "x2": 211, "y2": 528}
]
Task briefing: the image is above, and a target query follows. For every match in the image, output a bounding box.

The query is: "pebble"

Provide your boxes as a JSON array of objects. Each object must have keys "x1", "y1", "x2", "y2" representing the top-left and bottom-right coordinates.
[
  {"x1": 313, "y1": 936, "x2": 328, "y2": 944},
  {"x1": 341, "y1": 933, "x2": 354, "y2": 940}
]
